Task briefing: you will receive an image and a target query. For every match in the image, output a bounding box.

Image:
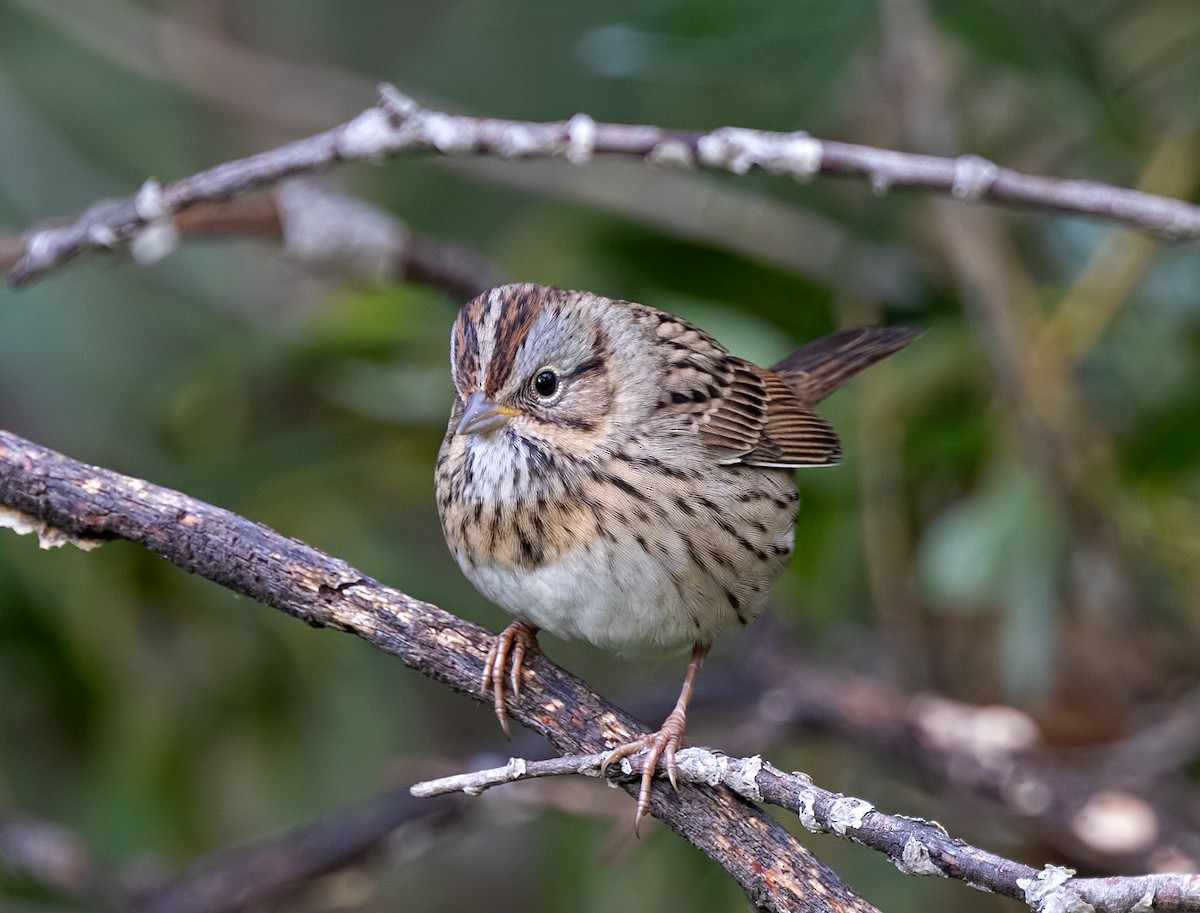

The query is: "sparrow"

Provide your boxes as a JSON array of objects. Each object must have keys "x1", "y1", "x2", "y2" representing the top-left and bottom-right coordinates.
[{"x1": 435, "y1": 283, "x2": 918, "y2": 831}]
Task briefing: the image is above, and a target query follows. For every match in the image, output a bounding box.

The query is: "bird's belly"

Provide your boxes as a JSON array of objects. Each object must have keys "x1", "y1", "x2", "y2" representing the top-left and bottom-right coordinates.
[
  {"x1": 464, "y1": 538, "x2": 704, "y2": 652},
  {"x1": 460, "y1": 501, "x2": 794, "y2": 654}
]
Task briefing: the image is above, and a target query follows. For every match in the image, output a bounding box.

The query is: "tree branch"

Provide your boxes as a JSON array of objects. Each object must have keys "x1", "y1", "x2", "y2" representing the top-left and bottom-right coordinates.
[
  {"x1": 0, "y1": 429, "x2": 875, "y2": 913},
  {"x1": 4, "y1": 429, "x2": 1196, "y2": 911},
  {"x1": 411, "y1": 746, "x2": 1200, "y2": 913},
  {"x1": 720, "y1": 652, "x2": 1200, "y2": 875},
  {"x1": 0, "y1": 178, "x2": 501, "y2": 300},
  {"x1": 8, "y1": 86, "x2": 1200, "y2": 288}
]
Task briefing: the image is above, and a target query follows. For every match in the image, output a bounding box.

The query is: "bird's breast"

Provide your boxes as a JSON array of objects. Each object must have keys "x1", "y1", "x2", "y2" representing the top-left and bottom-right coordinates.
[{"x1": 436, "y1": 430, "x2": 800, "y2": 652}]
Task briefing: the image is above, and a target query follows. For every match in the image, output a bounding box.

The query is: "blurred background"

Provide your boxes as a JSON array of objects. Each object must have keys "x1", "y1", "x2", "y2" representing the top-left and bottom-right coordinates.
[{"x1": 3, "y1": 0, "x2": 1200, "y2": 910}]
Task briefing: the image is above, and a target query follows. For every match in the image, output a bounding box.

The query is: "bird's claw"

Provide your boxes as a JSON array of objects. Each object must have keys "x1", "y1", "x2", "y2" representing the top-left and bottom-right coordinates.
[
  {"x1": 480, "y1": 619, "x2": 540, "y2": 739},
  {"x1": 601, "y1": 708, "x2": 688, "y2": 836}
]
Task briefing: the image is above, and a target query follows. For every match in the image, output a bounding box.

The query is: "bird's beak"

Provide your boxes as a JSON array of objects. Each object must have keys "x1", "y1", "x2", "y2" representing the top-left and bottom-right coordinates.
[{"x1": 455, "y1": 390, "x2": 521, "y2": 436}]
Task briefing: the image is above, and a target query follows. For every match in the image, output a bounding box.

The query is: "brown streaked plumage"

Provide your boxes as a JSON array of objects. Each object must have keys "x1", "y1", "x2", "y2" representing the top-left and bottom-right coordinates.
[{"x1": 435, "y1": 283, "x2": 920, "y2": 832}]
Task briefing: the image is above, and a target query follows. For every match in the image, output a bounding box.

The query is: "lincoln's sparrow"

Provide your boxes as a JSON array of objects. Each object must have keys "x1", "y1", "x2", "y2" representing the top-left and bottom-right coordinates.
[{"x1": 435, "y1": 283, "x2": 918, "y2": 830}]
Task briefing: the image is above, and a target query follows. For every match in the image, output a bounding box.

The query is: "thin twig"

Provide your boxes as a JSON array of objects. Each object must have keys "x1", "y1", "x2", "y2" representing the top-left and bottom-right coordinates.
[
  {"x1": 412, "y1": 753, "x2": 611, "y2": 798},
  {"x1": 9, "y1": 86, "x2": 1200, "y2": 288},
  {"x1": 5, "y1": 0, "x2": 916, "y2": 298},
  {"x1": 0, "y1": 178, "x2": 501, "y2": 300},
  {"x1": 721, "y1": 646, "x2": 1200, "y2": 875},
  {"x1": 413, "y1": 746, "x2": 1200, "y2": 913}
]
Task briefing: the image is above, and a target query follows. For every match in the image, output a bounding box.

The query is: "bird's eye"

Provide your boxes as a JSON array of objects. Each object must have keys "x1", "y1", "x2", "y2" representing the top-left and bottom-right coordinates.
[{"x1": 532, "y1": 369, "x2": 559, "y2": 398}]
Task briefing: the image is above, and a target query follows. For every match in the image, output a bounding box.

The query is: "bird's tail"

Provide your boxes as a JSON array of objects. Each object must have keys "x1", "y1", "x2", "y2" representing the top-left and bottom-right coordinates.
[{"x1": 771, "y1": 326, "x2": 922, "y2": 403}]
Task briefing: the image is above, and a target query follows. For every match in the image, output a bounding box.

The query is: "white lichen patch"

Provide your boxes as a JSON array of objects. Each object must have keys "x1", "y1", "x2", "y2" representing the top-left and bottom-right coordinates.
[
  {"x1": 896, "y1": 835, "x2": 944, "y2": 876},
  {"x1": 505, "y1": 757, "x2": 527, "y2": 779},
  {"x1": 0, "y1": 507, "x2": 103, "y2": 551},
  {"x1": 495, "y1": 124, "x2": 543, "y2": 158},
  {"x1": 22, "y1": 230, "x2": 58, "y2": 262},
  {"x1": 697, "y1": 127, "x2": 763, "y2": 174},
  {"x1": 420, "y1": 112, "x2": 478, "y2": 155},
  {"x1": 336, "y1": 107, "x2": 401, "y2": 160},
  {"x1": 377, "y1": 83, "x2": 420, "y2": 118},
  {"x1": 564, "y1": 113, "x2": 597, "y2": 165},
  {"x1": 648, "y1": 139, "x2": 694, "y2": 168},
  {"x1": 696, "y1": 127, "x2": 822, "y2": 179},
  {"x1": 133, "y1": 179, "x2": 169, "y2": 221},
  {"x1": 796, "y1": 785, "x2": 825, "y2": 833},
  {"x1": 828, "y1": 795, "x2": 874, "y2": 836},
  {"x1": 728, "y1": 754, "x2": 763, "y2": 802},
  {"x1": 1017, "y1": 865, "x2": 1094, "y2": 913},
  {"x1": 773, "y1": 133, "x2": 823, "y2": 180},
  {"x1": 130, "y1": 220, "x2": 180, "y2": 265},
  {"x1": 951, "y1": 154, "x2": 999, "y2": 200},
  {"x1": 675, "y1": 747, "x2": 728, "y2": 787},
  {"x1": 87, "y1": 223, "x2": 120, "y2": 248}
]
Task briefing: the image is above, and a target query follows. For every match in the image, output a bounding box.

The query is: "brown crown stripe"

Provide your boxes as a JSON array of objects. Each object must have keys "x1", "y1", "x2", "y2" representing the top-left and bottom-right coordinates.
[
  {"x1": 452, "y1": 307, "x2": 480, "y2": 388},
  {"x1": 484, "y1": 284, "x2": 550, "y2": 395}
]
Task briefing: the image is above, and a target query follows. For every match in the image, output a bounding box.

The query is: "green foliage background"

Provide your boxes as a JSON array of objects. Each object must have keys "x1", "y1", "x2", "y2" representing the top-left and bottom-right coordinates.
[{"x1": 3, "y1": 1, "x2": 1200, "y2": 910}]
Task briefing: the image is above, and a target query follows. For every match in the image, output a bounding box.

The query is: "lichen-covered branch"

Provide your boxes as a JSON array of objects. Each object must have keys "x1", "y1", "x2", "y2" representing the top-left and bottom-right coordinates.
[
  {"x1": 0, "y1": 429, "x2": 876, "y2": 913},
  {"x1": 8, "y1": 86, "x2": 1200, "y2": 287},
  {"x1": 722, "y1": 655, "x2": 1200, "y2": 875},
  {"x1": 412, "y1": 746, "x2": 1200, "y2": 913}
]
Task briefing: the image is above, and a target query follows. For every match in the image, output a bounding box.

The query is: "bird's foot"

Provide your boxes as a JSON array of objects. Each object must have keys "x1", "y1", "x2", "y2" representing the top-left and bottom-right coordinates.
[
  {"x1": 481, "y1": 619, "x2": 540, "y2": 738},
  {"x1": 601, "y1": 706, "x2": 688, "y2": 836}
]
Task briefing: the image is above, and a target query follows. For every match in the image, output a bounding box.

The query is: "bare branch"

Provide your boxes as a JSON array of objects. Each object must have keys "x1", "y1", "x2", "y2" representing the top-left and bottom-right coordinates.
[
  {"x1": 0, "y1": 179, "x2": 501, "y2": 300},
  {"x1": 9, "y1": 87, "x2": 1200, "y2": 288},
  {"x1": 5, "y1": 0, "x2": 914, "y2": 298},
  {"x1": 0, "y1": 429, "x2": 877, "y2": 913}
]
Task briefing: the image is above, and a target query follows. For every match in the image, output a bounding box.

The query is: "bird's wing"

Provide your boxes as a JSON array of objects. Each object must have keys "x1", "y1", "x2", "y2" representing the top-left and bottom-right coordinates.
[{"x1": 698, "y1": 360, "x2": 842, "y2": 468}]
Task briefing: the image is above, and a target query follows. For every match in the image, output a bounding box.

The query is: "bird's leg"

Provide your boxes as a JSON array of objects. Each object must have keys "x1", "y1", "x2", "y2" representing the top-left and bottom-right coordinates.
[
  {"x1": 602, "y1": 641, "x2": 709, "y2": 835},
  {"x1": 481, "y1": 618, "x2": 540, "y2": 738}
]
